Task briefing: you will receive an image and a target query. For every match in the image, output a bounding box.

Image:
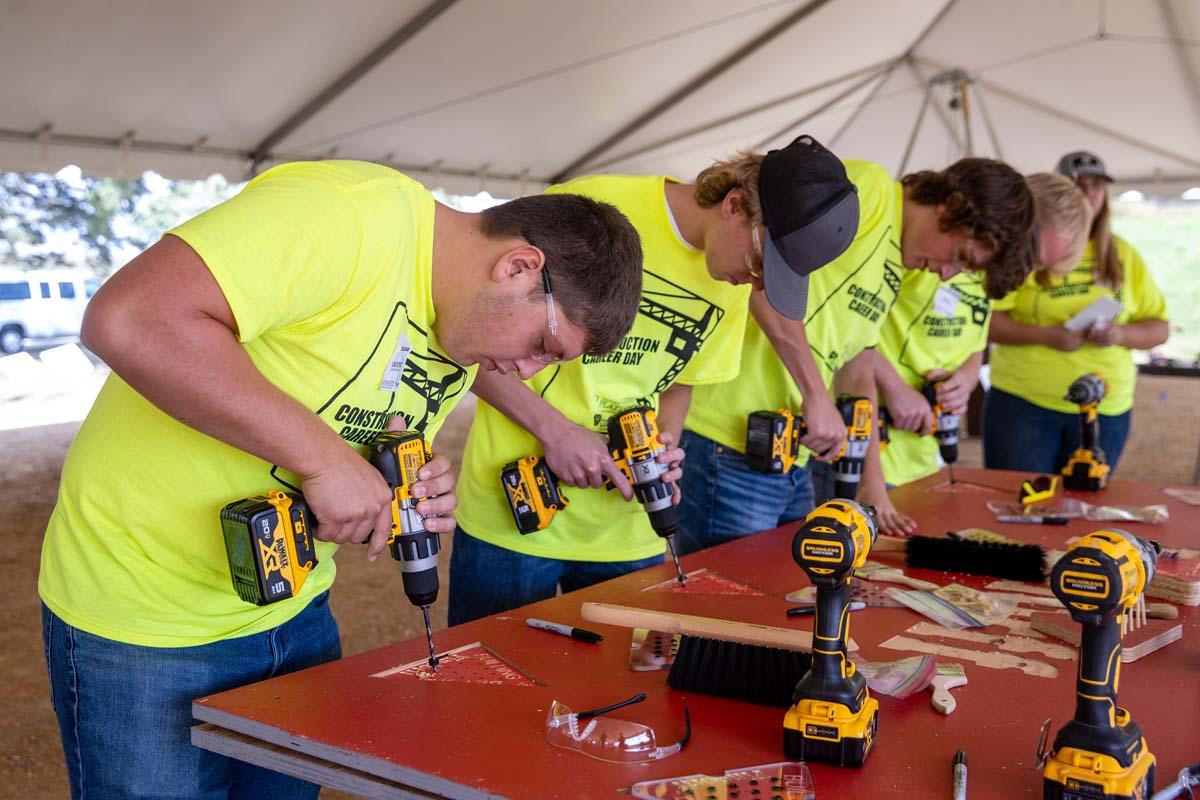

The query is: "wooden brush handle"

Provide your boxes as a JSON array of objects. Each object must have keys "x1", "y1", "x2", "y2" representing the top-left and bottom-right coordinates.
[{"x1": 579, "y1": 603, "x2": 859, "y2": 652}]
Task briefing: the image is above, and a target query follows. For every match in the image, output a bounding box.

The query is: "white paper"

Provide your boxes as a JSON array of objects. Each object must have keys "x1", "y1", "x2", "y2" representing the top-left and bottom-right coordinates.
[
  {"x1": 379, "y1": 335, "x2": 412, "y2": 391},
  {"x1": 1063, "y1": 295, "x2": 1121, "y2": 332},
  {"x1": 933, "y1": 285, "x2": 960, "y2": 318}
]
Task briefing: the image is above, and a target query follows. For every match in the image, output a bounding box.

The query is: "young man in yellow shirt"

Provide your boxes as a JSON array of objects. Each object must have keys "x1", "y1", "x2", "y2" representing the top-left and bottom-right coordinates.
[
  {"x1": 859, "y1": 173, "x2": 1094, "y2": 534},
  {"x1": 678, "y1": 158, "x2": 1036, "y2": 552},
  {"x1": 38, "y1": 160, "x2": 644, "y2": 800},
  {"x1": 449, "y1": 136, "x2": 859, "y2": 624}
]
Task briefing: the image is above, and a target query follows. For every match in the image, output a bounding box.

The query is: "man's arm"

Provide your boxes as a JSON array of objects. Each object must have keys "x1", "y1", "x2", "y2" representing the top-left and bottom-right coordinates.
[
  {"x1": 81, "y1": 236, "x2": 439, "y2": 559},
  {"x1": 749, "y1": 290, "x2": 845, "y2": 460},
  {"x1": 470, "y1": 369, "x2": 632, "y2": 498},
  {"x1": 872, "y1": 349, "x2": 933, "y2": 435}
]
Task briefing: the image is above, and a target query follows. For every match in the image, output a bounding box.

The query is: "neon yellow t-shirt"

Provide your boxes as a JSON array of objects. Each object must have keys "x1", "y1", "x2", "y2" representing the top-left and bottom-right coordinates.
[
  {"x1": 455, "y1": 174, "x2": 751, "y2": 562},
  {"x1": 877, "y1": 269, "x2": 991, "y2": 486},
  {"x1": 685, "y1": 160, "x2": 905, "y2": 465},
  {"x1": 989, "y1": 237, "x2": 1166, "y2": 415},
  {"x1": 39, "y1": 161, "x2": 476, "y2": 647}
]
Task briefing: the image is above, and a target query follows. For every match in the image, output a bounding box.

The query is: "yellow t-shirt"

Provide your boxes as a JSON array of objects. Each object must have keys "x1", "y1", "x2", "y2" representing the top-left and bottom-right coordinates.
[
  {"x1": 685, "y1": 160, "x2": 905, "y2": 465},
  {"x1": 878, "y1": 269, "x2": 991, "y2": 486},
  {"x1": 989, "y1": 237, "x2": 1166, "y2": 415},
  {"x1": 455, "y1": 174, "x2": 751, "y2": 562},
  {"x1": 39, "y1": 161, "x2": 476, "y2": 647}
]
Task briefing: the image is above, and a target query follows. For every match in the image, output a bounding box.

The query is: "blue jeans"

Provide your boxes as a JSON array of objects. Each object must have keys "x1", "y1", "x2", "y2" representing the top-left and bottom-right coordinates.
[
  {"x1": 674, "y1": 429, "x2": 815, "y2": 556},
  {"x1": 42, "y1": 592, "x2": 341, "y2": 800},
  {"x1": 982, "y1": 387, "x2": 1132, "y2": 475},
  {"x1": 448, "y1": 528, "x2": 665, "y2": 626}
]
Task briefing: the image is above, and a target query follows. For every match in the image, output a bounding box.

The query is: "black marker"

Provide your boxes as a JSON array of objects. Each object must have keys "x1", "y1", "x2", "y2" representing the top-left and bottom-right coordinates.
[{"x1": 526, "y1": 618, "x2": 603, "y2": 643}]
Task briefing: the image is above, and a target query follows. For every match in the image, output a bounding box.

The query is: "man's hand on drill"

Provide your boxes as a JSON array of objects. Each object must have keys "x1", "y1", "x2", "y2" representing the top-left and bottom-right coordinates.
[
  {"x1": 926, "y1": 367, "x2": 973, "y2": 416},
  {"x1": 881, "y1": 382, "x2": 933, "y2": 436},
  {"x1": 656, "y1": 431, "x2": 685, "y2": 505},
  {"x1": 798, "y1": 391, "x2": 847, "y2": 462},
  {"x1": 541, "y1": 418, "x2": 633, "y2": 500}
]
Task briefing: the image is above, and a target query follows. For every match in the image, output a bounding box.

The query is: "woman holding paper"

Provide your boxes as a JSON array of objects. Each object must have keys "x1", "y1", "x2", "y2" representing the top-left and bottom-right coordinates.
[{"x1": 983, "y1": 153, "x2": 1168, "y2": 474}]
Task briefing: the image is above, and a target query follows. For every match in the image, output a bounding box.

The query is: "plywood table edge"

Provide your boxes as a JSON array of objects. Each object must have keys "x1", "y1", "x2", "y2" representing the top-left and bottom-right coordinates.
[
  {"x1": 192, "y1": 705, "x2": 506, "y2": 800},
  {"x1": 191, "y1": 723, "x2": 445, "y2": 800}
]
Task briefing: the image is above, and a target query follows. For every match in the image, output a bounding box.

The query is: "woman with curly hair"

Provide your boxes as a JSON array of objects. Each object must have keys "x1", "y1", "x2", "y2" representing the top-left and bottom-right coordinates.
[
  {"x1": 983, "y1": 151, "x2": 1168, "y2": 475},
  {"x1": 678, "y1": 156, "x2": 1035, "y2": 554}
]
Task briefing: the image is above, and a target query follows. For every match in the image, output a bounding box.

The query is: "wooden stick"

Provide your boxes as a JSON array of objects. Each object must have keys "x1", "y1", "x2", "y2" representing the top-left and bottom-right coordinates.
[{"x1": 580, "y1": 602, "x2": 859, "y2": 652}]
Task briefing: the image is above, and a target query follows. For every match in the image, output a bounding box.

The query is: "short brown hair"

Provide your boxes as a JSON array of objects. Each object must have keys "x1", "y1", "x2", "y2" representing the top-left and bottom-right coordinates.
[
  {"x1": 902, "y1": 158, "x2": 1035, "y2": 298},
  {"x1": 694, "y1": 151, "x2": 764, "y2": 222},
  {"x1": 480, "y1": 194, "x2": 643, "y2": 355},
  {"x1": 1027, "y1": 172, "x2": 1092, "y2": 285}
]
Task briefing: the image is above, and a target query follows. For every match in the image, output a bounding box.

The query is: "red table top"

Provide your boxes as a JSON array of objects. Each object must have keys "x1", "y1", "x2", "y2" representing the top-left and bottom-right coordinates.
[{"x1": 194, "y1": 468, "x2": 1200, "y2": 799}]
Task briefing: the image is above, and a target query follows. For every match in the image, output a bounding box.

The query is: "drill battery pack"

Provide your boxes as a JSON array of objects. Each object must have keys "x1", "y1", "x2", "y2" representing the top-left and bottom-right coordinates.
[
  {"x1": 501, "y1": 455, "x2": 569, "y2": 534},
  {"x1": 783, "y1": 697, "x2": 878, "y2": 767},
  {"x1": 220, "y1": 491, "x2": 317, "y2": 606},
  {"x1": 1062, "y1": 451, "x2": 1110, "y2": 491},
  {"x1": 1042, "y1": 739, "x2": 1155, "y2": 800},
  {"x1": 745, "y1": 409, "x2": 804, "y2": 474}
]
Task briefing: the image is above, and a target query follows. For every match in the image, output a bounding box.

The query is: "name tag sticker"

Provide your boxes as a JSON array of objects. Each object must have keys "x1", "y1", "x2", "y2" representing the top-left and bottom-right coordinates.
[
  {"x1": 380, "y1": 335, "x2": 412, "y2": 392},
  {"x1": 934, "y1": 286, "x2": 960, "y2": 318}
]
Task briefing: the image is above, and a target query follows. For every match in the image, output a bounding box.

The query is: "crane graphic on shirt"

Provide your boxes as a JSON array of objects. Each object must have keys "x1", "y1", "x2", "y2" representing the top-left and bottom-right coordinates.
[{"x1": 268, "y1": 301, "x2": 468, "y2": 492}]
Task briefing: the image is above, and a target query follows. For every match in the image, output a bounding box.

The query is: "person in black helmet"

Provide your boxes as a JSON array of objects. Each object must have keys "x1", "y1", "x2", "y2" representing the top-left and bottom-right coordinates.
[{"x1": 984, "y1": 151, "x2": 1169, "y2": 475}]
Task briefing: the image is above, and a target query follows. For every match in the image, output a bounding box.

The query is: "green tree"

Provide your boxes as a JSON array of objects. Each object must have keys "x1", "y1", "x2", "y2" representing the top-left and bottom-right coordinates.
[{"x1": 0, "y1": 171, "x2": 150, "y2": 271}]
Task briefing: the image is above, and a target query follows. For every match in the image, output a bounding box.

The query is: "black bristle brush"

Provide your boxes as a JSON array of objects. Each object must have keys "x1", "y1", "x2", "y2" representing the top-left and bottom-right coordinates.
[
  {"x1": 875, "y1": 534, "x2": 1048, "y2": 583},
  {"x1": 580, "y1": 602, "x2": 816, "y2": 707}
]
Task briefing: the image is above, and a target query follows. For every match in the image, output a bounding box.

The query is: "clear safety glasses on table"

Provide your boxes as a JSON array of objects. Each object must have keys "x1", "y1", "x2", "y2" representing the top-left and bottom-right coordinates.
[{"x1": 545, "y1": 692, "x2": 691, "y2": 763}]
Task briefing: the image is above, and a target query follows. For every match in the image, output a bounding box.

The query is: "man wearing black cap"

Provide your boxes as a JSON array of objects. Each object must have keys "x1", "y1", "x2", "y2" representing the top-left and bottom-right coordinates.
[
  {"x1": 679, "y1": 155, "x2": 1037, "y2": 554},
  {"x1": 448, "y1": 135, "x2": 858, "y2": 624}
]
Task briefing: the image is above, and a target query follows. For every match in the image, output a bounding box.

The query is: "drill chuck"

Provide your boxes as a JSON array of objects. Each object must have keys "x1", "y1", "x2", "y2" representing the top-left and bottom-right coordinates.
[{"x1": 1065, "y1": 373, "x2": 1108, "y2": 407}]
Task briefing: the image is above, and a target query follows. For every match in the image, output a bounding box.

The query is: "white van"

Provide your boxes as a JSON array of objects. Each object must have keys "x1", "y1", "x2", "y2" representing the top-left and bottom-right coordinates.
[{"x1": 0, "y1": 267, "x2": 101, "y2": 354}]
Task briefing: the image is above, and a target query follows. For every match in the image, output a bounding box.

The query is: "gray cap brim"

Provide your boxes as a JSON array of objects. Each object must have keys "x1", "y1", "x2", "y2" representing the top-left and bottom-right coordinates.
[
  {"x1": 762, "y1": 190, "x2": 859, "y2": 320},
  {"x1": 762, "y1": 233, "x2": 810, "y2": 320}
]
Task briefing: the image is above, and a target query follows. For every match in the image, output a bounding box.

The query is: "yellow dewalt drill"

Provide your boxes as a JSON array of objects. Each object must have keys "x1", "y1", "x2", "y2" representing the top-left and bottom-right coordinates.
[
  {"x1": 922, "y1": 379, "x2": 961, "y2": 482},
  {"x1": 221, "y1": 429, "x2": 442, "y2": 669},
  {"x1": 609, "y1": 406, "x2": 687, "y2": 586},
  {"x1": 1062, "y1": 373, "x2": 1111, "y2": 491},
  {"x1": 1042, "y1": 529, "x2": 1160, "y2": 800},
  {"x1": 784, "y1": 499, "x2": 879, "y2": 766},
  {"x1": 831, "y1": 395, "x2": 873, "y2": 500}
]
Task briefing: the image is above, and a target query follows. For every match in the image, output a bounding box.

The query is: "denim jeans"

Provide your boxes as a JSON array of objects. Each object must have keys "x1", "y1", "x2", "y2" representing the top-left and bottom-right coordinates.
[
  {"x1": 42, "y1": 592, "x2": 341, "y2": 800},
  {"x1": 982, "y1": 387, "x2": 1132, "y2": 475},
  {"x1": 447, "y1": 528, "x2": 665, "y2": 626},
  {"x1": 674, "y1": 429, "x2": 815, "y2": 556}
]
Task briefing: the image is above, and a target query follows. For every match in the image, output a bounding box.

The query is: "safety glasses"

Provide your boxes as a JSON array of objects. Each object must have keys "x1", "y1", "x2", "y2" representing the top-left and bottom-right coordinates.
[{"x1": 545, "y1": 692, "x2": 691, "y2": 763}]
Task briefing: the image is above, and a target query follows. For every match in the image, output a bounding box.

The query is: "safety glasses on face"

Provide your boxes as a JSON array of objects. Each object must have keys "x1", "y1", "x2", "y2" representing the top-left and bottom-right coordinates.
[
  {"x1": 531, "y1": 263, "x2": 563, "y2": 365},
  {"x1": 746, "y1": 225, "x2": 765, "y2": 280},
  {"x1": 544, "y1": 692, "x2": 691, "y2": 763}
]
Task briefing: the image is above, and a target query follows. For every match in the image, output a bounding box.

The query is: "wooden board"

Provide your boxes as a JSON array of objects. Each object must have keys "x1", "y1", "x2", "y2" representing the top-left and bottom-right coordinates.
[
  {"x1": 1028, "y1": 612, "x2": 1184, "y2": 662},
  {"x1": 192, "y1": 468, "x2": 1200, "y2": 800}
]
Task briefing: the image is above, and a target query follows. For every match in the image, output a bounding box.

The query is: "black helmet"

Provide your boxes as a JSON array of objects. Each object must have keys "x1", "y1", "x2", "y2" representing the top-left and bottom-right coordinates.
[{"x1": 1056, "y1": 151, "x2": 1112, "y2": 182}]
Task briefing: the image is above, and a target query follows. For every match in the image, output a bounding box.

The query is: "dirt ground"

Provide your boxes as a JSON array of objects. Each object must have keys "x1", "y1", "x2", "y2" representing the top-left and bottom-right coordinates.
[{"x1": 1, "y1": 396, "x2": 476, "y2": 800}]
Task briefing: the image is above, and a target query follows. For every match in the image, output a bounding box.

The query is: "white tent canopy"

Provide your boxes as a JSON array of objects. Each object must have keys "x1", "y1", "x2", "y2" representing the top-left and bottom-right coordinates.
[{"x1": 2, "y1": 0, "x2": 1198, "y2": 196}]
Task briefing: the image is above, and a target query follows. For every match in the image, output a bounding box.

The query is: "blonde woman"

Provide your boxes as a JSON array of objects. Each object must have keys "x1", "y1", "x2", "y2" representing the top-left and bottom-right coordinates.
[{"x1": 984, "y1": 153, "x2": 1168, "y2": 473}]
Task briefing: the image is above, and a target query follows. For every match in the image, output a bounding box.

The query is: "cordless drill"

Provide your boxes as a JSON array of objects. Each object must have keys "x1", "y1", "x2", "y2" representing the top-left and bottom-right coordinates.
[
  {"x1": 370, "y1": 430, "x2": 442, "y2": 671},
  {"x1": 221, "y1": 430, "x2": 442, "y2": 670},
  {"x1": 609, "y1": 406, "x2": 687, "y2": 586},
  {"x1": 922, "y1": 379, "x2": 961, "y2": 483},
  {"x1": 831, "y1": 395, "x2": 873, "y2": 500},
  {"x1": 784, "y1": 499, "x2": 879, "y2": 766},
  {"x1": 1062, "y1": 373, "x2": 1111, "y2": 491},
  {"x1": 1042, "y1": 529, "x2": 1160, "y2": 800}
]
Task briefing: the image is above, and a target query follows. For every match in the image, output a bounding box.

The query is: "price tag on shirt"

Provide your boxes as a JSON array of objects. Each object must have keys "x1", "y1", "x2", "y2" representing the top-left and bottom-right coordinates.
[
  {"x1": 380, "y1": 334, "x2": 412, "y2": 392},
  {"x1": 933, "y1": 286, "x2": 961, "y2": 318}
]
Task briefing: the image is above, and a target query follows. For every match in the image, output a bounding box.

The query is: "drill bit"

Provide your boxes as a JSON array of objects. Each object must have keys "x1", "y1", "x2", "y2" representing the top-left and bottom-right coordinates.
[
  {"x1": 948, "y1": 462, "x2": 957, "y2": 485},
  {"x1": 666, "y1": 537, "x2": 687, "y2": 586},
  {"x1": 421, "y1": 606, "x2": 439, "y2": 671}
]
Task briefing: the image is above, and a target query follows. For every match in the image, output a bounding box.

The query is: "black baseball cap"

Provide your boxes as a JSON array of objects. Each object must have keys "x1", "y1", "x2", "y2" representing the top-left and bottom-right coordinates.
[
  {"x1": 759, "y1": 135, "x2": 859, "y2": 320},
  {"x1": 1056, "y1": 150, "x2": 1112, "y2": 182}
]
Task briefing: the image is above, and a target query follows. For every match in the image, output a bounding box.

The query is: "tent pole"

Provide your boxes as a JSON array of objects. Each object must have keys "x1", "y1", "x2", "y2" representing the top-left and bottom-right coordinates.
[{"x1": 899, "y1": 82, "x2": 933, "y2": 175}]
